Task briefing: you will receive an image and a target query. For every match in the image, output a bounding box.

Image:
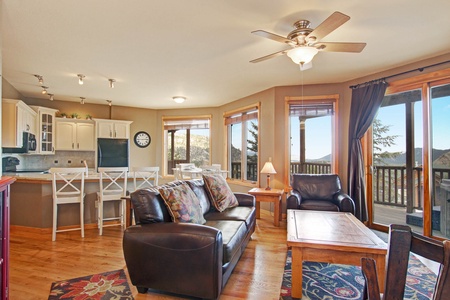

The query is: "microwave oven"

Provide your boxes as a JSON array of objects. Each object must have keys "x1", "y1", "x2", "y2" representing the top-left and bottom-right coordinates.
[{"x1": 2, "y1": 132, "x2": 37, "y2": 154}]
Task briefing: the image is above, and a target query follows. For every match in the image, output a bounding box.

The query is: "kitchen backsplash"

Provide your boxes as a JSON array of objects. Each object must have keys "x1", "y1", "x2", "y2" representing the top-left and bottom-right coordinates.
[{"x1": 3, "y1": 151, "x2": 95, "y2": 171}]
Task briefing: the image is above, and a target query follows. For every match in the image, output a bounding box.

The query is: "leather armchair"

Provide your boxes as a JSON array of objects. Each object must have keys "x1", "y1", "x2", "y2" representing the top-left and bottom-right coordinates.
[{"x1": 286, "y1": 174, "x2": 355, "y2": 214}]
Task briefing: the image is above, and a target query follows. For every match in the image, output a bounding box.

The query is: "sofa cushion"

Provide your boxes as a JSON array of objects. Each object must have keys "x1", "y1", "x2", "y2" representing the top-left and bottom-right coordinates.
[
  {"x1": 130, "y1": 188, "x2": 172, "y2": 224},
  {"x1": 203, "y1": 174, "x2": 238, "y2": 212},
  {"x1": 205, "y1": 206, "x2": 255, "y2": 230},
  {"x1": 159, "y1": 182, "x2": 206, "y2": 224},
  {"x1": 204, "y1": 220, "x2": 247, "y2": 264},
  {"x1": 186, "y1": 179, "x2": 211, "y2": 215}
]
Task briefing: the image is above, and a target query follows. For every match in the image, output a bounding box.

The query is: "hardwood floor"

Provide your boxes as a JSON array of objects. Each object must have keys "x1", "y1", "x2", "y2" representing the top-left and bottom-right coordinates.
[{"x1": 10, "y1": 210, "x2": 288, "y2": 299}]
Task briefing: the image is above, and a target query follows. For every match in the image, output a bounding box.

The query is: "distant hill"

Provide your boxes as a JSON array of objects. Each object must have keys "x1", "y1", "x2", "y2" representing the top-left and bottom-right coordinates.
[{"x1": 380, "y1": 148, "x2": 450, "y2": 167}]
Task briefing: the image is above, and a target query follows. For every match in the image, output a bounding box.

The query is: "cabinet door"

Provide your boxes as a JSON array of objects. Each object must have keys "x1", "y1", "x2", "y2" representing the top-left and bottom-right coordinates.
[
  {"x1": 76, "y1": 123, "x2": 95, "y2": 150},
  {"x1": 25, "y1": 110, "x2": 37, "y2": 135},
  {"x1": 55, "y1": 122, "x2": 76, "y2": 150},
  {"x1": 39, "y1": 112, "x2": 55, "y2": 154},
  {"x1": 113, "y1": 123, "x2": 129, "y2": 138},
  {"x1": 97, "y1": 122, "x2": 114, "y2": 138}
]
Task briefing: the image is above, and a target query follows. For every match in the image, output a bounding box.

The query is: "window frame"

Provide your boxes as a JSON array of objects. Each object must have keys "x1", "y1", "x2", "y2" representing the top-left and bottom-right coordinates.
[
  {"x1": 224, "y1": 103, "x2": 260, "y2": 185},
  {"x1": 284, "y1": 95, "x2": 339, "y2": 189},
  {"x1": 162, "y1": 115, "x2": 212, "y2": 177}
]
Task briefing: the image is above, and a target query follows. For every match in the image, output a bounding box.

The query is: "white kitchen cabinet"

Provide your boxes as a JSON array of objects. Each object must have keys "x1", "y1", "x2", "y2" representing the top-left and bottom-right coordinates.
[
  {"x1": 56, "y1": 119, "x2": 95, "y2": 151},
  {"x1": 95, "y1": 119, "x2": 132, "y2": 139},
  {"x1": 2, "y1": 99, "x2": 37, "y2": 148},
  {"x1": 30, "y1": 106, "x2": 59, "y2": 154}
]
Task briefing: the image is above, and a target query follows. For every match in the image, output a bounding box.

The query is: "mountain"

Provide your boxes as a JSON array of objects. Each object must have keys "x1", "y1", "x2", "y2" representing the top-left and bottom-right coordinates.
[{"x1": 380, "y1": 148, "x2": 450, "y2": 167}]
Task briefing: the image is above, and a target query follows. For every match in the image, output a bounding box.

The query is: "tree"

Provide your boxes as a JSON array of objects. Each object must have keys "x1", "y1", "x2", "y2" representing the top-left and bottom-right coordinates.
[
  {"x1": 373, "y1": 118, "x2": 401, "y2": 164},
  {"x1": 247, "y1": 121, "x2": 258, "y2": 163}
]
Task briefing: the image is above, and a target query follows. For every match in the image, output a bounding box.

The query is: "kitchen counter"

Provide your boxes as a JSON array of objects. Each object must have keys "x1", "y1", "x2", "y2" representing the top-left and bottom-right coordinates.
[{"x1": 6, "y1": 170, "x2": 152, "y2": 231}]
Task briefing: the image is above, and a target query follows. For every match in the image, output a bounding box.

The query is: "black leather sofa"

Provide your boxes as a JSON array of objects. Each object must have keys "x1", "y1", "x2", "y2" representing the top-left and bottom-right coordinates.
[
  {"x1": 286, "y1": 174, "x2": 355, "y2": 214},
  {"x1": 123, "y1": 179, "x2": 256, "y2": 299}
]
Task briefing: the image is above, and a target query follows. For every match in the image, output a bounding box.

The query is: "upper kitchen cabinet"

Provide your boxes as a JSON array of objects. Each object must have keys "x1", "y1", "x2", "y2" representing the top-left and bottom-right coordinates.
[
  {"x1": 94, "y1": 119, "x2": 132, "y2": 139},
  {"x1": 2, "y1": 99, "x2": 37, "y2": 148},
  {"x1": 55, "y1": 118, "x2": 95, "y2": 151},
  {"x1": 30, "y1": 106, "x2": 59, "y2": 154}
]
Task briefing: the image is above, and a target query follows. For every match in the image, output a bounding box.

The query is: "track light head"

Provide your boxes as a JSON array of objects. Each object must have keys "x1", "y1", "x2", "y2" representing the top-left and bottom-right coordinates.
[
  {"x1": 109, "y1": 79, "x2": 115, "y2": 88},
  {"x1": 41, "y1": 86, "x2": 48, "y2": 94},
  {"x1": 48, "y1": 93, "x2": 54, "y2": 101},
  {"x1": 80, "y1": 97, "x2": 85, "y2": 105},
  {"x1": 77, "y1": 74, "x2": 85, "y2": 85},
  {"x1": 106, "y1": 100, "x2": 112, "y2": 106},
  {"x1": 34, "y1": 74, "x2": 44, "y2": 85}
]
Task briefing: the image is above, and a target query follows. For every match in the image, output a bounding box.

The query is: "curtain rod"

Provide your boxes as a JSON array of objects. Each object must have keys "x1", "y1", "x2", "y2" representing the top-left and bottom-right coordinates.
[{"x1": 349, "y1": 59, "x2": 450, "y2": 89}]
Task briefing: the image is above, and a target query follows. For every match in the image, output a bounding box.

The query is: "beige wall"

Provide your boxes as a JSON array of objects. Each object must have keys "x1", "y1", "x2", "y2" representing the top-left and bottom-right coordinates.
[{"x1": 3, "y1": 52, "x2": 450, "y2": 195}]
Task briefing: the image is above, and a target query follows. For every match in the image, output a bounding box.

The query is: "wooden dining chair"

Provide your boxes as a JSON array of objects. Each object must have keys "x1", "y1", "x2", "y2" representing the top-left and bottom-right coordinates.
[
  {"x1": 361, "y1": 224, "x2": 450, "y2": 300},
  {"x1": 49, "y1": 167, "x2": 86, "y2": 241},
  {"x1": 97, "y1": 167, "x2": 128, "y2": 235}
]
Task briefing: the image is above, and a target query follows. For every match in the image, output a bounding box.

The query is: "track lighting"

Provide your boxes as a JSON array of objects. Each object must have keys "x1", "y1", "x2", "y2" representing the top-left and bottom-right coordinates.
[
  {"x1": 80, "y1": 97, "x2": 85, "y2": 105},
  {"x1": 48, "y1": 93, "x2": 54, "y2": 101},
  {"x1": 108, "y1": 79, "x2": 115, "y2": 88},
  {"x1": 106, "y1": 100, "x2": 112, "y2": 106},
  {"x1": 34, "y1": 74, "x2": 44, "y2": 85},
  {"x1": 77, "y1": 74, "x2": 85, "y2": 85},
  {"x1": 41, "y1": 86, "x2": 48, "y2": 94},
  {"x1": 173, "y1": 96, "x2": 186, "y2": 104}
]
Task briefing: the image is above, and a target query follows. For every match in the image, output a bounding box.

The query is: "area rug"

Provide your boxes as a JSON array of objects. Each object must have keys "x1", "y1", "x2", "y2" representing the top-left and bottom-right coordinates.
[
  {"x1": 48, "y1": 269, "x2": 134, "y2": 300},
  {"x1": 280, "y1": 250, "x2": 437, "y2": 300}
]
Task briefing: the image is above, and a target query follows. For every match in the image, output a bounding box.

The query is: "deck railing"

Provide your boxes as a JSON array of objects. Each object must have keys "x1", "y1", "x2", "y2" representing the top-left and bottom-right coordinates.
[{"x1": 373, "y1": 165, "x2": 450, "y2": 210}]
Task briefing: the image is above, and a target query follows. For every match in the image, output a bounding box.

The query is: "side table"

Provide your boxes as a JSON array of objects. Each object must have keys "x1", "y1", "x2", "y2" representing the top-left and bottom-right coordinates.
[{"x1": 248, "y1": 188, "x2": 283, "y2": 227}]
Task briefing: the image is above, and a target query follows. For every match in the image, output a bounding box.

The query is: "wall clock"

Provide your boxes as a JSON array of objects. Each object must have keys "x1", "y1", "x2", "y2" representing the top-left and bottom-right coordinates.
[{"x1": 134, "y1": 131, "x2": 151, "y2": 148}]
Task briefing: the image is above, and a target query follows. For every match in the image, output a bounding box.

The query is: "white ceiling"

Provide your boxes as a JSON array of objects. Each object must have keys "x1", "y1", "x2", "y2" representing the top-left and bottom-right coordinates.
[{"x1": 2, "y1": 0, "x2": 450, "y2": 109}]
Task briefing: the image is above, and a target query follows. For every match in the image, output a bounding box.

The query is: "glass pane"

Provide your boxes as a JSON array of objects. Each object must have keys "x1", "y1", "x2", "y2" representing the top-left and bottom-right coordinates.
[
  {"x1": 431, "y1": 83, "x2": 450, "y2": 239},
  {"x1": 190, "y1": 128, "x2": 210, "y2": 167},
  {"x1": 246, "y1": 120, "x2": 258, "y2": 181},
  {"x1": 372, "y1": 89, "x2": 424, "y2": 233},
  {"x1": 230, "y1": 123, "x2": 242, "y2": 179},
  {"x1": 290, "y1": 114, "x2": 332, "y2": 175}
]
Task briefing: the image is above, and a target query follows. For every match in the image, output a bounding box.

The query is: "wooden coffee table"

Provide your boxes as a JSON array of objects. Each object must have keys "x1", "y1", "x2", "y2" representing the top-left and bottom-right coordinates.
[{"x1": 287, "y1": 210, "x2": 387, "y2": 298}]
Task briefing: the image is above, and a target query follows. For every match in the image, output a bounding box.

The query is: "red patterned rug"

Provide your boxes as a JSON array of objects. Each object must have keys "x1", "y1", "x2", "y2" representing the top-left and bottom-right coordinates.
[
  {"x1": 48, "y1": 269, "x2": 133, "y2": 300},
  {"x1": 280, "y1": 250, "x2": 437, "y2": 300}
]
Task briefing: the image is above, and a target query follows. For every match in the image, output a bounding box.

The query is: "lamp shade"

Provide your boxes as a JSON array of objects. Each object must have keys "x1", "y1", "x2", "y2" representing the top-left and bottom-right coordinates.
[
  {"x1": 260, "y1": 161, "x2": 277, "y2": 174},
  {"x1": 287, "y1": 46, "x2": 319, "y2": 65}
]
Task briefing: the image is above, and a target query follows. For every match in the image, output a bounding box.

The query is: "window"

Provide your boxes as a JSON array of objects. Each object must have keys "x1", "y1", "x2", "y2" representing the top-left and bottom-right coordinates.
[
  {"x1": 365, "y1": 68, "x2": 450, "y2": 238},
  {"x1": 225, "y1": 104, "x2": 259, "y2": 183},
  {"x1": 286, "y1": 95, "x2": 338, "y2": 181},
  {"x1": 163, "y1": 116, "x2": 211, "y2": 176}
]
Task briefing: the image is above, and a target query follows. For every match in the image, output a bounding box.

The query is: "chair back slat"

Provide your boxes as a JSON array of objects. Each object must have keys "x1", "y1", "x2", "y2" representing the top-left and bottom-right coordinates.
[{"x1": 131, "y1": 166, "x2": 159, "y2": 190}]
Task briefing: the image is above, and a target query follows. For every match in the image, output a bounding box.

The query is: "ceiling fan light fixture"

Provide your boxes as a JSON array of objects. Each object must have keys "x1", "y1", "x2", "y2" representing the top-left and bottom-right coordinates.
[
  {"x1": 287, "y1": 46, "x2": 319, "y2": 65},
  {"x1": 173, "y1": 96, "x2": 186, "y2": 104}
]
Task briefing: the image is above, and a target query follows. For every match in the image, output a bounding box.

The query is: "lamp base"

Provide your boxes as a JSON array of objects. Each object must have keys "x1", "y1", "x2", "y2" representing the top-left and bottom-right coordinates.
[
  {"x1": 265, "y1": 186, "x2": 272, "y2": 191},
  {"x1": 265, "y1": 174, "x2": 271, "y2": 190}
]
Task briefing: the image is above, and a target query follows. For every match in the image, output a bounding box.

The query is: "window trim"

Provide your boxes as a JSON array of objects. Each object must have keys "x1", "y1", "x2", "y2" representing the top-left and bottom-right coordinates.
[
  {"x1": 284, "y1": 94, "x2": 339, "y2": 189},
  {"x1": 162, "y1": 115, "x2": 212, "y2": 176},
  {"x1": 224, "y1": 103, "x2": 260, "y2": 184}
]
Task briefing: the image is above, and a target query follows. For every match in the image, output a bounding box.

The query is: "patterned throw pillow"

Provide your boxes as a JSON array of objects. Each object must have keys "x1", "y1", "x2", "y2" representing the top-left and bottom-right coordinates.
[
  {"x1": 202, "y1": 174, "x2": 238, "y2": 212},
  {"x1": 159, "y1": 182, "x2": 206, "y2": 224}
]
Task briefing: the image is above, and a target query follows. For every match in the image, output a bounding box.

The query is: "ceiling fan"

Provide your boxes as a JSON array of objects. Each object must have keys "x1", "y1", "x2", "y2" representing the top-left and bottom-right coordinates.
[{"x1": 250, "y1": 11, "x2": 366, "y2": 69}]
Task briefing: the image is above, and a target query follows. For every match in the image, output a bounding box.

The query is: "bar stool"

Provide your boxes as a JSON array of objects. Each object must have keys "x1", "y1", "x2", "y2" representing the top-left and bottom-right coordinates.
[
  {"x1": 97, "y1": 167, "x2": 128, "y2": 235},
  {"x1": 50, "y1": 167, "x2": 86, "y2": 241},
  {"x1": 131, "y1": 166, "x2": 160, "y2": 190}
]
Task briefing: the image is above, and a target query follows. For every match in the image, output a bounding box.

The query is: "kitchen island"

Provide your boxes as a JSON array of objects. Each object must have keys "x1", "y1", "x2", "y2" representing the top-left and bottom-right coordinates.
[{"x1": 6, "y1": 171, "x2": 143, "y2": 232}]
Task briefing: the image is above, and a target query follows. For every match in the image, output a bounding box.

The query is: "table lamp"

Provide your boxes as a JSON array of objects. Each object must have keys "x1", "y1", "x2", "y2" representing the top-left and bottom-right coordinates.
[{"x1": 260, "y1": 158, "x2": 277, "y2": 190}]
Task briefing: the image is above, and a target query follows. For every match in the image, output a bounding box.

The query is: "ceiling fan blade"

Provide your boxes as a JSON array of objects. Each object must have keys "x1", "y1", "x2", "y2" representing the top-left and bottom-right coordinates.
[
  {"x1": 252, "y1": 30, "x2": 293, "y2": 44},
  {"x1": 250, "y1": 49, "x2": 290, "y2": 63},
  {"x1": 315, "y1": 42, "x2": 366, "y2": 53},
  {"x1": 307, "y1": 11, "x2": 350, "y2": 43}
]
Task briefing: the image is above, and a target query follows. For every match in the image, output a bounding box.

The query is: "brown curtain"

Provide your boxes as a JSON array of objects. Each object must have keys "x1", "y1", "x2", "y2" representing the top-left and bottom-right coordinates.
[{"x1": 347, "y1": 80, "x2": 388, "y2": 221}]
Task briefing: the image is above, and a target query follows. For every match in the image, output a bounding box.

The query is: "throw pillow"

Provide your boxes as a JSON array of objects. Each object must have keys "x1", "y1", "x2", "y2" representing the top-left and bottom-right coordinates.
[
  {"x1": 159, "y1": 182, "x2": 206, "y2": 224},
  {"x1": 202, "y1": 174, "x2": 238, "y2": 212}
]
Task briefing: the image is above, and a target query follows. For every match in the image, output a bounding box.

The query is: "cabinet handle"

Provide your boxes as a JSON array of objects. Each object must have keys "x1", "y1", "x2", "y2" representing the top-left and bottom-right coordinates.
[
  {"x1": 72, "y1": 143, "x2": 74, "y2": 149},
  {"x1": 114, "y1": 131, "x2": 117, "y2": 137},
  {"x1": 77, "y1": 143, "x2": 80, "y2": 149},
  {"x1": 110, "y1": 131, "x2": 112, "y2": 137}
]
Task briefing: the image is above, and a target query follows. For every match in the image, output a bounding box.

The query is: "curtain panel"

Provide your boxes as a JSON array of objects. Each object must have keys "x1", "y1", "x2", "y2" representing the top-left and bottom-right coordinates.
[{"x1": 347, "y1": 80, "x2": 388, "y2": 221}]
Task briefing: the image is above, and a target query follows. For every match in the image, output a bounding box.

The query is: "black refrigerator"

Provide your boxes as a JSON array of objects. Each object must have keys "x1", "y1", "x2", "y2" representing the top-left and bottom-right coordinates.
[{"x1": 97, "y1": 138, "x2": 129, "y2": 168}]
